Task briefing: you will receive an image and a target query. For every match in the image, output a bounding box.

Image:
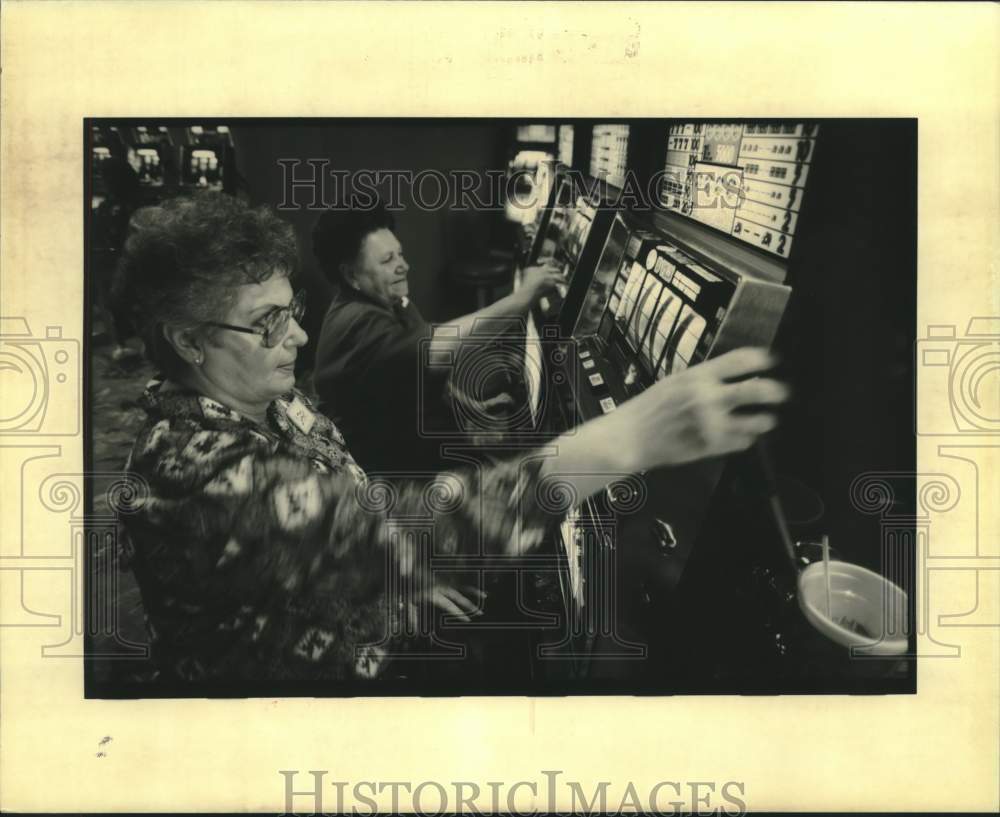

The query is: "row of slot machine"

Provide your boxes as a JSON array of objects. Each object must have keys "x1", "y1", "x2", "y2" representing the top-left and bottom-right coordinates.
[
  {"x1": 90, "y1": 124, "x2": 235, "y2": 209},
  {"x1": 89, "y1": 124, "x2": 240, "y2": 331},
  {"x1": 514, "y1": 121, "x2": 815, "y2": 262},
  {"x1": 512, "y1": 122, "x2": 816, "y2": 682}
]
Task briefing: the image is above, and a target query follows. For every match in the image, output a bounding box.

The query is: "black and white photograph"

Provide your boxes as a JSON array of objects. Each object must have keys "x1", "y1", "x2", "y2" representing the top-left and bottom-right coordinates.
[
  {"x1": 4, "y1": 2, "x2": 997, "y2": 813},
  {"x1": 85, "y1": 118, "x2": 917, "y2": 698}
]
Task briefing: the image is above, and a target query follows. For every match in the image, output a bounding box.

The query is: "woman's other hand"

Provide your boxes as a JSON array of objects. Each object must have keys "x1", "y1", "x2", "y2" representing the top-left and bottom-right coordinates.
[{"x1": 409, "y1": 584, "x2": 486, "y2": 627}]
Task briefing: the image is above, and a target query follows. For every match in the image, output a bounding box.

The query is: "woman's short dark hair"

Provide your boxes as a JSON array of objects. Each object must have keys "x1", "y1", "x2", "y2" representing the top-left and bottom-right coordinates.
[
  {"x1": 114, "y1": 192, "x2": 297, "y2": 376},
  {"x1": 311, "y1": 202, "x2": 395, "y2": 286}
]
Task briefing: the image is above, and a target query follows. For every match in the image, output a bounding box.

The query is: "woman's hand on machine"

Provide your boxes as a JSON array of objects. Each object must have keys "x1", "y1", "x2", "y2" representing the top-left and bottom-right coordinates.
[
  {"x1": 409, "y1": 583, "x2": 486, "y2": 627},
  {"x1": 520, "y1": 263, "x2": 565, "y2": 303},
  {"x1": 612, "y1": 347, "x2": 789, "y2": 473},
  {"x1": 536, "y1": 348, "x2": 787, "y2": 517}
]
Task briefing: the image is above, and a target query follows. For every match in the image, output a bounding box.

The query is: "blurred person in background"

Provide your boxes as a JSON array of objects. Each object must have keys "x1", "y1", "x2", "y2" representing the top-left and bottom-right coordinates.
[{"x1": 311, "y1": 202, "x2": 564, "y2": 477}]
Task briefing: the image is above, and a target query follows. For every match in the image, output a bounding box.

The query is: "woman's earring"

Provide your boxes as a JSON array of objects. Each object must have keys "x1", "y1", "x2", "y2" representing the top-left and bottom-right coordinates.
[{"x1": 194, "y1": 355, "x2": 203, "y2": 366}]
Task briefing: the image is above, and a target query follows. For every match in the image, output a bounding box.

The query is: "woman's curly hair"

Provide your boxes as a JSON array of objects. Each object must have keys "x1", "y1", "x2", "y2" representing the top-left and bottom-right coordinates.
[{"x1": 114, "y1": 192, "x2": 297, "y2": 376}]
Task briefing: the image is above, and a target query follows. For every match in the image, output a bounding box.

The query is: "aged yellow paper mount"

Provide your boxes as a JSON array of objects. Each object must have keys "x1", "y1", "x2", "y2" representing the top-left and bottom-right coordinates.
[{"x1": 1, "y1": 1, "x2": 998, "y2": 813}]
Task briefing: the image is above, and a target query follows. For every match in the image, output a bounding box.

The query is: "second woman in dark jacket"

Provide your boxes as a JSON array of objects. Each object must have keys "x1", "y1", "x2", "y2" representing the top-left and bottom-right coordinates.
[{"x1": 312, "y1": 204, "x2": 562, "y2": 476}]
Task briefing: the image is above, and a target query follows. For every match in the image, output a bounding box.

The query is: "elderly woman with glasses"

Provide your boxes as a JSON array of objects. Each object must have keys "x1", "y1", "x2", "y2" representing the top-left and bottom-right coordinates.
[{"x1": 114, "y1": 192, "x2": 787, "y2": 684}]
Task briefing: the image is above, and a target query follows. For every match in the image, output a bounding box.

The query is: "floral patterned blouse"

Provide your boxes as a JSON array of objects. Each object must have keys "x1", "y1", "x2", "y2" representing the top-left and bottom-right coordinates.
[{"x1": 119, "y1": 378, "x2": 551, "y2": 683}]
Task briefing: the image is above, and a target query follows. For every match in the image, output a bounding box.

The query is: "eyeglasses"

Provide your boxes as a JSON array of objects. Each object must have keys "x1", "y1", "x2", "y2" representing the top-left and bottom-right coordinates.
[{"x1": 207, "y1": 289, "x2": 306, "y2": 348}]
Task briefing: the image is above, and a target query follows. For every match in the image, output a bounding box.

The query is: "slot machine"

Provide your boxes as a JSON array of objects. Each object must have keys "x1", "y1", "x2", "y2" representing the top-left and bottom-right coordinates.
[
  {"x1": 529, "y1": 177, "x2": 619, "y2": 335},
  {"x1": 538, "y1": 122, "x2": 819, "y2": 679},
  {"x1": 515, "y1": 171, "x2": 620, "y2": 436},
  {"x1": 546, "y1": 213, "x2": 791, "y2": 667},
  {"x1": 516, "y1": 127, "x2": 630, "y2": 443},
  {"x1": 507, "y1": 124, "x2": 559, "y2": 232},
  {"x1": 557, "y1": 124, "x2": 575, "y2": 167},
  {"x1": 589, "y1": 124, "x2": 630, "y2": 190},
  {"x1": 89, "y1": 125, "x2": 126, "y2": 207},
  {"x1": 89, "y1": 125, "x2": 130, "y2": 274},
  {"x1": 125, "y1": 126, "x2": 173, "y2": 191},
  {"x1": 180, "y1": 125, "x2": 234, "y2": 192},
  {"x1": 515, "y1": 157, "x2": 560, "y2": 264},
  {"x1": 510, "y1": 159, "x2": 560, "y2": 430},
  {"x1": 661, "y1": 121, "x2": 818, "y2": 260}
]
